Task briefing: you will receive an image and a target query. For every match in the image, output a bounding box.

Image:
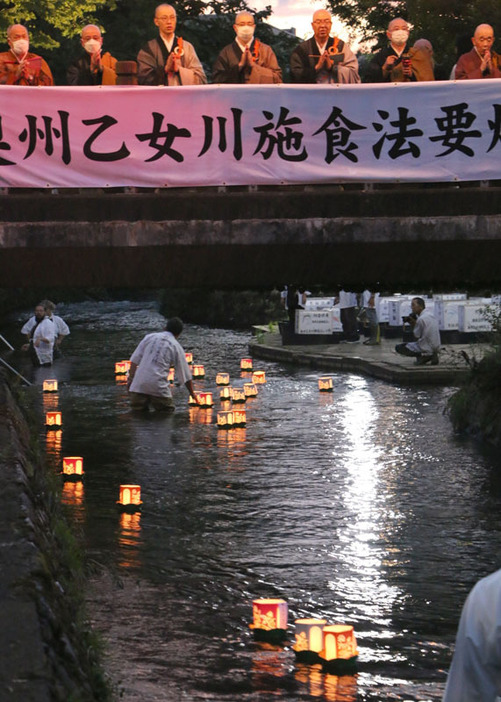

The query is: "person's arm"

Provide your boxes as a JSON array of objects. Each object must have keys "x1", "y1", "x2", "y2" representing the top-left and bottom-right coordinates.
[
  {"x1": 336, "y1": 44, "x2": 360, "y2": 84},
  {"x1": 248, "y1": 45, "x2": 282, "y2": 84},
  {"x1": 175, "y1": 42, "x2": 207, "y2": 86},
  {"x1": 185, "y1": 378, "x2": 200, "y2": 403},
  {"x1": 290, "y1": 44, "x2": 315, "y2": 83},
  {"x1": 137, "y1": 44, "x2": 165, "y2": 85},
  {"x1": 212, "y1": 46, "x2": 240, "y2": 84}
]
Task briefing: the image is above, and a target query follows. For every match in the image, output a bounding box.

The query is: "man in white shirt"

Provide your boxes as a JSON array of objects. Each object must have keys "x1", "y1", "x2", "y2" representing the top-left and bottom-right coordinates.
[
  {"x1": 290, "y1": 9, "x2": 359, "y2": 84},
  {"x1": 21, "y1": 303, "x2": 56, "y2": 366},
  {"x1": 395, "y1": 297, "x2": 441, "y2": 365},
  {"x1": 443, "y1": 567, "x2": 501, "y2": 702},
  {"x1": 137, "y1": 4, "x2": 207, "y2": 86},
  {"x1": 127, "y1": 316, "x2": 199, "y2": 411}
]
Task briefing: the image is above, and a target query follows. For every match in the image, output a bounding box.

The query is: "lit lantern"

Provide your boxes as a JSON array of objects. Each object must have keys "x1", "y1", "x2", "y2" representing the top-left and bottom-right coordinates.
[
  {"x1": 167, "y1": 367, "x2": 175, "y2": 383},
  {"x1": 43, "y1": 379, "x2": 58, "y2": 393},
  {"x1": 220, "y1": 385, "x2": 232, "y2": 401},
  {"x1": 217, "y1": 410, "x2": 234, "y2": 430},
  {"x1": 45, "y1": 411, "x2": 62, "y2": 429},
  {"x1": 293, "y1": 618, "x2": 327, "y2": 664},
  {"x1": 198, "y1": 392, "x2": 213, "y2": 408},
  {"x1": 241, "y1": 358, "x2": 253, "y2": 371},
  {"x1": 115, "y1": 360, "x2": 131, "y2": 375},
  {"x1": 320, "y1": 624, "x2": 358, "y2": 674},
  {"x1": 251, "y1": 598, "x2": 288, "y2": 642},
  {"x1": 62, "y1": 456, "x2": 84, "y2": 481},
  {"x1": 185, "y1": 352, "x2": 193, "y2": 364},
  {"x1": 188, "y1": 393, "x2": 200, "y2": 406},
  {"x1": 252, "y1": 370, "x2": 266, "y2": 384},
  {"x1": 318, "y1": 376, "x2": 334, "y2": 392},
  {"x1": 231, "y1": 387, "x2": 246, "y2": 404},
  {"x1": 192, "y1": 364, "x2": 205, "y2": 379},
  {"x1": 233, "y1": 408, "x2": 246, "y2": 427},
  {"x1": 117, "y1": 484, "x2": 142, "y2": 512},
  {"x1": 244, "y1": 382, "x2": 258, "y2": 398},
  {"x1": 216, "y1": 372, "x2": 230, "y2": 386}
]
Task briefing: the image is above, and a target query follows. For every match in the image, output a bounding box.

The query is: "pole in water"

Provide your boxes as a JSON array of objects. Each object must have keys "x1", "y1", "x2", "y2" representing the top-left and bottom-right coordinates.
[
  {"x1": 0, "y1": 334, "x2": 14, "y2": 351},
  {"x1": 0, "y1": 356, "x2": 32, "y2": 386}
]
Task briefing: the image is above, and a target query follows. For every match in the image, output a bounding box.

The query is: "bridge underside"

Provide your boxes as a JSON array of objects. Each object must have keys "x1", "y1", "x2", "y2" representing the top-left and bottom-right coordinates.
[{"x1": 1, "y1": 186, "x2": 501, "y2": 290}]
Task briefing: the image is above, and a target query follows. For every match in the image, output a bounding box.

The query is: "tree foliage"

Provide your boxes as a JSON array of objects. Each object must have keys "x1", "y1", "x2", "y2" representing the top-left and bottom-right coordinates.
[{"x1": 326, "y1": 0, "x2": 501, "y2": 73}]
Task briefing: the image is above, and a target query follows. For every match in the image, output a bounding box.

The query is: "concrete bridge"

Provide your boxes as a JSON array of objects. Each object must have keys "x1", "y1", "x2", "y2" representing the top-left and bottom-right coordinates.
[{"x1": 1, "y1": 183, "x2": 501, "y2": 290}]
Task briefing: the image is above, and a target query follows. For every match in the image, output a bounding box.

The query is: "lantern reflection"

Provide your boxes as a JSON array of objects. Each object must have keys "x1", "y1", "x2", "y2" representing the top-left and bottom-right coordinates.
[
  {"x1": 45, "y1": 429, "x2": 62, "y2": 460},
  {"x1": 216, "y1": 372, "x2": 229, "y2": 386},
  {"x1": 318, "y1": 376, "x2": 334, "y2": 392},
  {"x1": 231, "y1": 387, "x2": 246, "y2": 404},
  {"x1": 251, "y1": 598, "x2": 288, "y2": 642},
  {"x1": 42, "y1": 379, "x2": 58, "y2": 393},
  {"x1": 61, "y1": 480, "x2": 84, "y2": 508},
  {"x1": 244, "y1": 382, "x2": 258, "y2": 398},
  {"x1": 45, "y1": 411, "x2": 62, "y2": 429},
  {"x1": 252, "y1": 370, "x2": 266, "y2": 384},
  {"x1": 241, "y1": 358, "x2": 253, "y2": 370},
  {"x1": 118, "y1": 511, "x2": 142, "y2": 569},
  {"x1": 219, "y1": 385, "x2": 232, "y2": 401},
  {"x1": 324, "y1": 674, "x2": 358, "y2": 702},
  {"x1": 294, "y1": 664, "x2": 324, "y2": 697},
  {"x1": 117, "y1": 484, "x2": 142, "y2": 512},
  {"x1": 62, "y1": 456, "x2": 84, "y2": 480},
  {"x1": 189, "y1": 408, "x2": 213, "y2": 425},
  {"x1": 192, "y1": 364, "x2": 205, "y2": 378},
  {"x1": 115, "y1": 360, "x2": 131, "y2": 375},
  {"x1": 42, "y1": 392, "x2": 59, "y2": 411}
]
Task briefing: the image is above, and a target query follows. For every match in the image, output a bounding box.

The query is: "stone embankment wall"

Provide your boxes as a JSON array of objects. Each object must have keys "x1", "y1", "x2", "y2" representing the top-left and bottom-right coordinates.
[{"x1": 0, "y1": 370, "x2": 109, "y2": 701}]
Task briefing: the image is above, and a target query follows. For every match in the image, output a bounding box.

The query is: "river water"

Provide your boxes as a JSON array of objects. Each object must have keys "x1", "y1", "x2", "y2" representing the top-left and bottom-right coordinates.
[{"x1": 5, "y1": 300, "x2": 501, "y2": 701}]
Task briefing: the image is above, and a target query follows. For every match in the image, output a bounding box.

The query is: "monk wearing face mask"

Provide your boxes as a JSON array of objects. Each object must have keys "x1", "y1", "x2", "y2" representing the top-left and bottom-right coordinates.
[
  {"x1": 212, "y1": 11, "x2": 282, "y2": 84},
  {"x1": 365, "y1": 17, "x2": 435, "y2": 83},
  {"x1": 0, "y1": 24, "x2": 54, "y2": 85},
  {"x1": 67, "y1": 25, "x2": 117, "y2": 85}
]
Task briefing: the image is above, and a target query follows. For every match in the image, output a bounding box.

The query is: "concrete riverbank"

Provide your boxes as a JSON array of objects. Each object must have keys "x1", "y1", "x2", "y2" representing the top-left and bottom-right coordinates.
[{"x1": 249, "y1": 330, "x2": 480, "y2": 386}]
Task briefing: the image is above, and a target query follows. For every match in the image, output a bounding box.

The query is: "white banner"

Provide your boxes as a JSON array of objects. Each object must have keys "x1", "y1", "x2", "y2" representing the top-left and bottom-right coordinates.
[{"x1": 1, "y1": 80, "x2": 501, "y2": 188}]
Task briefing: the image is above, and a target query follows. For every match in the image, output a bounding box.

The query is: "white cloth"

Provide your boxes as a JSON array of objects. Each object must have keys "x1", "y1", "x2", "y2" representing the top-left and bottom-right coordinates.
[
  {"x1": 338, "y1": 290, "x2": 358, "y2": 309},
  {"x1": 129, "y1": 331, "x2": 192, "y2": 398},
  {"x1": 31, "y1": 318, "x2": 56, "y2": 364},
  {"x1": 443, "y1": 568, "x2": 501, "y2": 702},
  {"x1": 410, "y1": 306, "x2": 441, "y2": 354},
  {"x1": 22, "y1": 314, "x2": 69, "y2": 338},
  {"x1": 362, "y1": 290, "x2": 379, "y2": 308}
]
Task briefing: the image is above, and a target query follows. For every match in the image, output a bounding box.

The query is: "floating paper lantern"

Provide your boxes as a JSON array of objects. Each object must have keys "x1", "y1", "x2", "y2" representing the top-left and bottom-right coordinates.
[
  {"x1": 188, "y1": 393, "x2": 200, "y2": 406},
  {"x1": 43, "y1": 379, "x2": 58, "y2": 393},
  {"x1": 185, "y1": 352, "x2": 193, "y2": 364},
  {"x1": 117, "y1": 484, "x2": 142, "y2": 512},
  {"x1": 192, "y1": 364, "x2": 205, "y2": 379},
  {"x1": 62, "y1": 456, "x2": 84, "y2": 480},
  {"x1": 293, "y1": 618, "x2": 327, "y2": 663},
  {"x1": 233, "y1": 408, "x2": 246, "y2": 427},
  {"x1": 115, "y1": 360, "x2": 131, "y2": 375},
  {"x1": 167, "y1": 367, "x2": 175, "y2": 383},
  {"x1": 251, "y1": 598, "x2": 288, "y2": 642},
  {"x1": 45, "y1": 411, "x2": 62, "y2": 429},
  {"x1": 231, "y1": 387, "x2": 246, "y2": 404},
  {"x1": 216, "y1": 372, "x2": 230, "y2": 386},
  {"x1": 217, "y1": 410, "x2": 234, "y2": 429},
  {"x1": 244, "y1": 382, "x2": 258, "y2": 398},
  {"x1": 241, "y1": 358, "x2": 253, "y2": 371},
  {"x1": 252, "y1": 370, "x2": 266, "y2": 384},
  {"x1": 198, "y1": 392, "x2": 213, "y2": 408},
  {"x1": 320, "y1": 624, "x2": 358, "y2": 674},
  {"x1": 318, "y1": 376, "x2": 334, "y2": 392},
  {"x1": 220, "y1": 385, "x2": 232, "y2": 401}
]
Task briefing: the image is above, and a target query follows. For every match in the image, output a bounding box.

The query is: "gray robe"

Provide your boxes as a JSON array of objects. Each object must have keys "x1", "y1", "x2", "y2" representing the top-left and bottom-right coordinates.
[
  {"x1": 137, "y1": 36, "x2": 207, "y2": 86},
  {"x1": 212, "y1": 40, "x2": 282, "y2": 84}
]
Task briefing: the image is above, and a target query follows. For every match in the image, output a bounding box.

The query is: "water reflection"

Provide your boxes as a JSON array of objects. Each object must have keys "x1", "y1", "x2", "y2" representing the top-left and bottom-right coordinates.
[{"x1": 4, "y1": 300, "x2": 501, "y2": 701}]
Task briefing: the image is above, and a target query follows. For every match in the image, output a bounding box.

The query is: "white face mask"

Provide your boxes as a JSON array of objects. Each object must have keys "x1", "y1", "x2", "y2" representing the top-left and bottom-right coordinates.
[
  {"x1": 83, "y1": 39, "x2": 101, "y2": 54},
  {"x1": 12, "y1": 39, "x2": 29, "y2": 55},
  {"x1": 391, "y1": 30, "x2": 409, "y2": 46},
  {"x1": 236, "y1": 26, "x2": 254, "y2": 43}
]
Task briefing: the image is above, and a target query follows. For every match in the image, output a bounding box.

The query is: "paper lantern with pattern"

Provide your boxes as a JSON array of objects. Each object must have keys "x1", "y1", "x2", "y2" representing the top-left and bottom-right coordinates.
[
  {"x1": 318, "y1": 376, "x2": 334, "y2": 392},
  {"x1": 192, "y1": 364, "x2": 205, "y2": 379},
  {"x1": 231, "y1": 387, "x2": 246, "y2": 404},
  {"x1": 244, "y1": 382, "x2": 258, "y2": 398},
  {"x1": 251, "y1": 598, "x2": 288, "y2": 642},
  {"x1": 241, "y1": 358, "x2": 253, "y2": 371},
  {"x1": 252, "y1": 371, "x2": 266, "y2": 384},
  {"x1": 216, "y1": 372, "x2": 230, "y2": 386},
  {"x1": 115, "y1": 360, "x2": 131, "y2": 375},
  {"x1": 43, "y1": 379, "x2": 58, "y2": 393},
  {"x1": 220, "y1": 386, "x2": 232, "y2": 401},
  {"x1": 117, "y1": 484, "x2": 143, "y2": 512},
  {"x1": 62, "y1": 456, "x2": 84, "y2": 481},
  {"x1": 319, "y1": 624, "x2": 358, "y2": 674},
  {"x1": 293, "y1": 618, "x2": 326, "y2": 663},
  {"x1": 45, "y1": 411, "x2": 62, "y2": 429}
]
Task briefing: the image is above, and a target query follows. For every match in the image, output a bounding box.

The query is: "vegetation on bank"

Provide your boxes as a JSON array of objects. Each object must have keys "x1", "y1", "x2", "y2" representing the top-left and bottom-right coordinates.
[
  {"x1": 448, "y1": 306, "x2": 501, "y2": 447},
  {"x1": 3, "y1": 375, "x2": 111, "y2": 700}
]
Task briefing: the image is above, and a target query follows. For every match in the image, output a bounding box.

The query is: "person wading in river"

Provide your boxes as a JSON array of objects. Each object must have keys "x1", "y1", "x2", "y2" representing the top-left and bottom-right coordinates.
[{"x1": 127, "y1": 316, "x2": 199, "y2": 411}]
